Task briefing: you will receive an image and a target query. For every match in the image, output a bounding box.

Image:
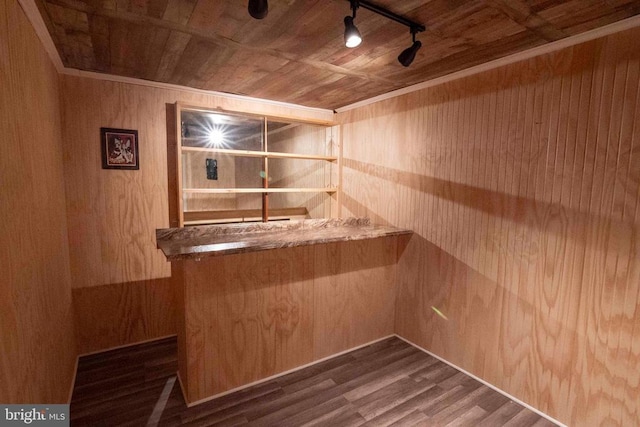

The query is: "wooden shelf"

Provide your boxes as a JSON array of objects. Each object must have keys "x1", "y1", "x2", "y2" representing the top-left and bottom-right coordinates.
[
  {"x1": 183, "y1": 207, "x2": 308, "y2": 225},
  {"x1": 181, "y1": 146, "x2": 337, "y2": 161},
  {"x1": 183, "y1": 187, "x2": 338, "y2": 194}
]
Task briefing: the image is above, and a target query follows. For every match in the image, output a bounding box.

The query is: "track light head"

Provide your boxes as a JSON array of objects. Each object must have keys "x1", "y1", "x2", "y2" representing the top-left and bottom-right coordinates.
[
  {"x1": 398, "y1": 38, "x2": 421, "y2": 67},
  {"x1": 248, "y1": 0, "x2": 268, "y2": 19},
  {"x1": 344, "y1": 16, "x2": 362, "y2": 48}
]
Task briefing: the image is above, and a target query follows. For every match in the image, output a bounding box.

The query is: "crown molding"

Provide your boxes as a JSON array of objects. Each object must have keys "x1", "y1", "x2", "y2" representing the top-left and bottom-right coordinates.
[
  {"x1": 18, "y1": 0, "x2": 64, "y2": 72},
  {"x1": 335, "y1": 13, "x2": 640, "y2": 113},
  {"x1": 60, "y1": 68, "x2": 335, "y2": 118}
]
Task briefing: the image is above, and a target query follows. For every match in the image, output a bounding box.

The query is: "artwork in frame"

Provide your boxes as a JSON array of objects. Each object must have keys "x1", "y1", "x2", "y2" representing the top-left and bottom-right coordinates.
[{"x1": 101, "y1": 127, "x2": 139, "y2": 170}]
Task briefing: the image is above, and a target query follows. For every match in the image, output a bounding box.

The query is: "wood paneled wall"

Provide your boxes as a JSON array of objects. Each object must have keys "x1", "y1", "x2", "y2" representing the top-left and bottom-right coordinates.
[
  {"x1": 71, "y1": 278, "x2": 175, "y2": 354},
  {"x1": 60, "y1": 76, "x2": 333, "y2": 289},
  {"x1": 0, "y1": 0, "x2": 76, "y2": 403},
  {"x1": 60, "y1": 75, "x2": 334, "y2": 351},
  {"x1": 338, "y1": 27, "x2": 640, "y2": 426},
  {"x1": 176, "y1": 237, "x2": 398, "y2": 404}
]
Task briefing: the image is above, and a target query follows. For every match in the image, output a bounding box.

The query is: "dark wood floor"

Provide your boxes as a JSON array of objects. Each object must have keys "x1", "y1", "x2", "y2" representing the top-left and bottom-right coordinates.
[{"x1": 70, "y1": 337, "x2": 557, "y2": 426}]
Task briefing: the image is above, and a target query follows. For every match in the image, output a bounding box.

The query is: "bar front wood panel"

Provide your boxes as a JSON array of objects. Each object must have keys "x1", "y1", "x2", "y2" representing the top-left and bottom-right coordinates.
[
  {"x1": 176, "y1": 237, "x2": 398, "y2": 404},
  {"x1": 313, "y1": 238, "x2": 397, "y2": 360},
  {"x1": 338, "y1": 27, "x2": 640, "y2": 426},
  {"x1": 0, "y1": 0, "x2": 76, "y2": 403}
]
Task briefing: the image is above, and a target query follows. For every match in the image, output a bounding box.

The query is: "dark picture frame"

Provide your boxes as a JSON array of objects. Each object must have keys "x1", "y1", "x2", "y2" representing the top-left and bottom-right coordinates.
[{"x1": 101, "y1": 127, "x2": 139, "y2": 170}]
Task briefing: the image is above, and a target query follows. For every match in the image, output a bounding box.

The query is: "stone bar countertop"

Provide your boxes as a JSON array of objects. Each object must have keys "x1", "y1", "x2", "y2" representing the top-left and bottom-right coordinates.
[{"x1": 156, "y1": 217, "x2": 412, "y2": 261}]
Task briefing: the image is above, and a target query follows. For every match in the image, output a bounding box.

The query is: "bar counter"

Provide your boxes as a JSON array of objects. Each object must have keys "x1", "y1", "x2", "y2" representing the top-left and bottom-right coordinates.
[
  {"x1": 156, "y1": 217, "x2": 412, "y2": 260},
  {"x1": 156, "y1": 218, "x2": 413, "y2": 405}
]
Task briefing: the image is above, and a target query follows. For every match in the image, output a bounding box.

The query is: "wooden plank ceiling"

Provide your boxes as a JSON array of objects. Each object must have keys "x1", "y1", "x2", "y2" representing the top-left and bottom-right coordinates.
[{"x1": 35, "y1": 0, "x2": 640, "y2": 109}]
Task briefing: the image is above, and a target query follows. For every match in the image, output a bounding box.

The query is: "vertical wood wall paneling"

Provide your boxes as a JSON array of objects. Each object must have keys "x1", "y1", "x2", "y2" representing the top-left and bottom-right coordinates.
[
  {"x1": 71, "y1": 278, "x2": 176, "y2": 354},
  {"x1": 61, "y1": 76, "x2": 334, "y2": 352},
  {"x1": 177, "y1": 237, "x2": 398, "y2": 403},
  {"x1": 338, "y1": 27, "x2": 640, "y2": 426},
  {"x1": 0, "y1": 0, "x2": 76, "y2": 403}
]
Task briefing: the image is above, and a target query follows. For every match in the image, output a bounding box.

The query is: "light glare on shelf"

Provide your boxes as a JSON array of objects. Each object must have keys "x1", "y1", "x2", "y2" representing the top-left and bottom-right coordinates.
[{"x1": 208, "y1": 128, "x2": 224, "y2": 146}]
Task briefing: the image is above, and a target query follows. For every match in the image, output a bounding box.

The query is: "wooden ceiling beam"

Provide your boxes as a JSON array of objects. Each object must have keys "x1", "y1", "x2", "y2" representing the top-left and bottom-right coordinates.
[{"x1": 43, "y1": 0, "x2": 400, "y2": 87}]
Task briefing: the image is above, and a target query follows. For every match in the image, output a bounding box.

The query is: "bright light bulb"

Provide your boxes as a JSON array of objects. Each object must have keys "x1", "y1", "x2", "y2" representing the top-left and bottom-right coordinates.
[
  {"x1": 344, "y1": 16, "x2": 362, "y2": 48},
  {"x1": 345, "y1": 34, "x2": 362, "y2": 48},
  {"x1": 208, "y1": 129, "x2": 224, "y2": 146}
]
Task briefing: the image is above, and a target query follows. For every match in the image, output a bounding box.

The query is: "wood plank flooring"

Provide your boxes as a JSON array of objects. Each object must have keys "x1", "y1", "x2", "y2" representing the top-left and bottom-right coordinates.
[{"x1": 70, "y1": 337, "x2": 558, "y2": 426}]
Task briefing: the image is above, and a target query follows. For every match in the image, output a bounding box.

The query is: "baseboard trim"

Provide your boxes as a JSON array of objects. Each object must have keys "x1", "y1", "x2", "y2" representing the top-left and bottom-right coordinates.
[
  {"x1": 69, "y1": 334, "x2": 178, "y2": 403},
  {"x1": 176, "y1": 371, "x2": 188, "y2": 406},
  {"x1": 67, "y1": 356, "x2": 79, "y2": 404},
  {"x1": 77, "y1": 334, "x2": 178, "y2": 358},
  {"x1": 394, "y1": 334, "x2": 567, "y2": 427},
  {"x1": 68, "y1": 332, "x2": 564, "y2": 425},
  {"x1": 182, "y1": 334, "x2": 396, "y2": 408}
]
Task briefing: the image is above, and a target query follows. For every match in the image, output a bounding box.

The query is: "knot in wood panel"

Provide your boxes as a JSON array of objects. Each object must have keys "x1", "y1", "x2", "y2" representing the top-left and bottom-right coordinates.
[{"x1": 266, "y1": 296, "x2": 300, "y2": 336}]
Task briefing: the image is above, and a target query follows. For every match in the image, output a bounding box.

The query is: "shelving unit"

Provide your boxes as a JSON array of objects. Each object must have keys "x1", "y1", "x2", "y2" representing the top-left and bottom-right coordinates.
[{"x1": 176, "y1": 103, "x2": 339, "y2": 226}]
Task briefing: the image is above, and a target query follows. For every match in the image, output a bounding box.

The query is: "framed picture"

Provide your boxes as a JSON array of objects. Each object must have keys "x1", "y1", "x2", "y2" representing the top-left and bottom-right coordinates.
[{"x1": 101, "y1": 127, "x2": 139, "y2": 170}]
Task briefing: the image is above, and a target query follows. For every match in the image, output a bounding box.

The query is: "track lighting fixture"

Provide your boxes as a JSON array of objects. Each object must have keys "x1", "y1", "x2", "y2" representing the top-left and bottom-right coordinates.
[
  {"x1": 398, "y1": 28, "x2": 422, "y2": 67},
  {"x1": 342, "y1": 0, "x2": 425, "y2": 66},
  {"x1": 248, "y1": 0, "x2": 424, "y2": 65},
  {"x1": 248, "y1": 0, "x2": 268, "y2": 20},
  {"x1": 344, "y1": 16, "x2": 362, "y2": 48},
  {"x1": 344, "y1": 1, "x2": 362, "y2": 48}
]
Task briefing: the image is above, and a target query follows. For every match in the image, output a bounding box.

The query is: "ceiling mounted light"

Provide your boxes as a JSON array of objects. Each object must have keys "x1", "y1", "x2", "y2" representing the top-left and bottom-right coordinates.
[
  {"x1": 344, "y1": 17, "x2": 362, "y2": 48},
  {"x1": 248, "y1": 0, "x2": 268, "y2": 20},
  {"x1": 344, "y1": 1, "x2": 362, "y2": 48},
  {"x1": 398, "y1": 28, "x2": 422, "y2": 67},
  {"x1": 341, "y1": 0, "x2": 425, "y2": 66}
]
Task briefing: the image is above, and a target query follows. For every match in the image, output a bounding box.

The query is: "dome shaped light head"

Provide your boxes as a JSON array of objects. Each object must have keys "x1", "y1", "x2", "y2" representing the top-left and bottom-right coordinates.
[
  {"x1": 398, "y1": 40, "x2": 421, "y2": 66},
  {"x1": 248, "y1": 0, "x2": 268, "y2": 20},
  {"x1": 344, "y1": 16, "x2": 362, "y2": 48},
  {"x1": 398, "y1": 28, "x2": 422, "y2": 67}
]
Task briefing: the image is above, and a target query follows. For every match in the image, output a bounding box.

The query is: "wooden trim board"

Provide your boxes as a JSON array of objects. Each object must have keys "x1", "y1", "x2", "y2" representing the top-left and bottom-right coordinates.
[
  {"x1": 67, "y1": 356, "x2": 79, "y2": 404},
  {"x1": 394, "y1": 335, "x2": 566, "y2": 427},
  {"x1": 63, "y1": 75, "x2": 335, "y2": 122},
  {"x1": 179, "y1": 335, "x2": 396, "y2": 408},
  {"x1": 181, "y1": 146, "x2": 337, "y2": 161},
  {"x1": 336, "y1": 14, "x2": 640, "y2": 112},
  {"x1": 76, "y1": 334, "x2": 178, "y2": 358},
  {"x1": 16, "y1": 0, "x2": 63, "y2": 71},
  {"x1": 183, "y1": 207, "x2": 308, "y2": 223},
  {"x1": 68, "y1": 334, "x2": 176, "y2": 403},
  {"x1": 182, "y1": 187, "x2": 338, "y2": 194}
]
